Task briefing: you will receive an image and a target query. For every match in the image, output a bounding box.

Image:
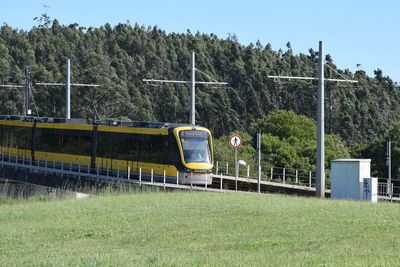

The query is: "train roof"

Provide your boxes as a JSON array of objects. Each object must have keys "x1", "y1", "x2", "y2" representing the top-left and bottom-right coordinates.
[{"x1": 0, "y1": 114, "x2": 199, "y2": 130}]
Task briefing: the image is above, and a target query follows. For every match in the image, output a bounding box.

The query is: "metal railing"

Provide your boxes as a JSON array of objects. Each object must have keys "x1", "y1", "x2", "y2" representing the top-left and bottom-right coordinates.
[
  {"x1": 0, "y1": 152, "x2": 317, "y2": 195},
  {"x1": 214, "y1": 161, "x2": 317, "y2": 188},
  {"x1": 377, "y1": 177, "x2": 400, "y2": 201},
  {"x1": 0, "y1": 151, "x2": 219, "y2": 191}
]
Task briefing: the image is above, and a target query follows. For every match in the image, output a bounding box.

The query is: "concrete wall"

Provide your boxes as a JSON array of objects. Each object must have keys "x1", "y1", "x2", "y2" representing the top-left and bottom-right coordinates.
[{"x1": 0, "y1": 180, "x2": 89, "y2": 199}]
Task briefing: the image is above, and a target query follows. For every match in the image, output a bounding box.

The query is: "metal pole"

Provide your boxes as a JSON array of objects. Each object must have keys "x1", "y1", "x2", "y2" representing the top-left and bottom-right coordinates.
[
  {"x1": 271, "y1": 167, "x2": 273, "y2": 181},
  {"x1": 235, "y1": 148, "x2": 238, "y2": 191},
  {"x1": 283, "y1": 168, "x2": 286, "y2": 184},
  {"x1": 257, "y1": 130, "x2": 261, "y2": 193},
  {"x1": 66, "y1": 59, "x2": 71, "y2": 119},
  {"x1": 387, "y1": 140, "x2": 392, "y2": 198},
  {"x1": 316, "y1": 41, "x2": 325, "y2": 198},
  {"x1": 24, "y1": 69, "x2": 31, "y2": 116},
  {"x1": 24, "y1": 69, "x2": 28, "y2": 116},
  {"x1": 190, "y1": 51, "x2": 195, "y2": 125},
  {"x1": 139, "y1": 167, "x2": 142, "y2": 185},
  {"x1": 163, "y1": 169, "x2": 166, "y2": 189}
]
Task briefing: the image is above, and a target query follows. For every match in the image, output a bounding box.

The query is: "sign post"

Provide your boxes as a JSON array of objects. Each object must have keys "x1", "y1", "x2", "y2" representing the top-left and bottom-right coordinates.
[
  {"x1": 230, "y1": 134, "x2": 242, "y2": 191},
  {"x1": 257, "y1": 130, "x2": 261, "y2": 193}
]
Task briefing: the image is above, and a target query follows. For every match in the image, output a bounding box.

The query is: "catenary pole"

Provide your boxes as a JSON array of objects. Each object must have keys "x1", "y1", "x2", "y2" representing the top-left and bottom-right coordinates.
[
  {"x1": 142, "y1": 52, "x2": 227, "y2": 125},
  {"x1": 316, "y1": 41, "x2": 325, "y2": 198},
  {"x1": 257, "y1": 130, "x2": 261, "y2": 193},
  {"x1": 267, "y1": 41, "x2": 358, "y2": 198},
  {"x1": 387, "y1": 139, "x2": 392, "y2": 200},
  {"x1": 24, "y1": 69, "x2": 31, "y2": 116},
  {"x1": 66, "y1": 59, "x2": 71, "y2": 119},
  {"x1": 190, "y1": 52, "x2": 196, "y2": 125},
  {"x1": 36, "y1": 59, "x2": 99, "y2": 119}
]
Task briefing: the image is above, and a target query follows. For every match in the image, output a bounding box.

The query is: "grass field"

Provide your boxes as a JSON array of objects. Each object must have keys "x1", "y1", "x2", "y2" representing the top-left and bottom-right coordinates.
[{"x1": 0, "y1": 191, "x2": 399, "y2": 266}]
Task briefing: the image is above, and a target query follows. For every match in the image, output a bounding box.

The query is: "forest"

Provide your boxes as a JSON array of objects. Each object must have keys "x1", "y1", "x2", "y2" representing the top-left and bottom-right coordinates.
[{"x1": 0, "y1": 16, "x2": 399, "y2": 178}]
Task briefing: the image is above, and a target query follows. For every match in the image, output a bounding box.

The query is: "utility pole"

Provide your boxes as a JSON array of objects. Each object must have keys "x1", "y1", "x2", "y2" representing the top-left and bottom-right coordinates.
[
  {"x1": 190, "y1": 52, "x2": 196, "y2": 125},
  {"x1": 36, "y1": 59, "x2": 99, "y2": 119},
  {"x1": 143, "y1": 51, "x2": 227, "y2": 125},
  {"x1": 66, "y1": 59, "x2": 71, "y2": 119},
  {"x1": 385, "y1": 139, "x2": 392, "y2": 200},
  {"x1": 257, "y1": 130, "x2": 261, "y2": 193},
  {"x1": 268, "y1": 41, "x2": 358, "y2": 198},
  {"x1": 316, "y1": 41, "x2": 325, "y2": 198},
  {"x1": 24, "y1": 68, "x2": 32, "y2": 116}
]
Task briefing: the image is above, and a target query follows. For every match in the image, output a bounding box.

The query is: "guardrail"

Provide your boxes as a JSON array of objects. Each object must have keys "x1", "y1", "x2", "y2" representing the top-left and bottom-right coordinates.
[
  {"x1": 1, "y1": 153, "x2": 398, "y2": 200},
  {"x1": 378, "y1": 177, "x2": 400, "y2": 201},
  {"x1": 0, "y1": 153, "x2": 319, "y2": 195},
  {"x1": 214, "y1": 161, "x2": 317, "y2": 187}
]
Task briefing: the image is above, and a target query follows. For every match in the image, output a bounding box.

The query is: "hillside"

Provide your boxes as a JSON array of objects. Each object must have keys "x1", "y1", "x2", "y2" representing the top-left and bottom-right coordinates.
[
  {"x1": 0, "y1": 19, "x2": 399, "y2": 143},
  {"x1": 0, "y1": 192, "x2": 399, "y2": 265}
]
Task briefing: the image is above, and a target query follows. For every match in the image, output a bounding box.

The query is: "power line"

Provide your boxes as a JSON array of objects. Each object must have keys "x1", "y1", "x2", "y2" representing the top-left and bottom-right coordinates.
[
  {"x1": 142, "y1": 79, "x2": 227, "y2": 86},
  {"x1": 267, "y1": 75, "x2": 358, "y2": 83},
  {"x1": 36, "y1": 82, "x2": 100, "y2": 87},
  {"x1": 142, "y1": 52, "x2": 228, "y2": 125},
  {"x1": 35, "y1": 59, "x2": 99, "y2": 119},
  {"x1": 0, "y1": 85, "x2": 24, "y2": 88},
  {"x1": 267, "y1": 41, "x2": 359, "y2": 198}
]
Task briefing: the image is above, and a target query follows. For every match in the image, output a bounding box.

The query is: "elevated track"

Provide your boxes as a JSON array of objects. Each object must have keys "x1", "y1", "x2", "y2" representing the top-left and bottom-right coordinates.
[{"x1": 0, "y1": 155, "x2": 327, "y2": 197}]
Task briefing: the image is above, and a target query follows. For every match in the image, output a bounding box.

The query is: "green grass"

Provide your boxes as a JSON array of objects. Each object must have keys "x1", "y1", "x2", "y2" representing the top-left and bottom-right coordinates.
[
  {"x1": 0, "y1": 196, "x2": 16, "y2": 205},
  {"x1": 0, "y1": 191, "x2": 399, "y2": 266}
]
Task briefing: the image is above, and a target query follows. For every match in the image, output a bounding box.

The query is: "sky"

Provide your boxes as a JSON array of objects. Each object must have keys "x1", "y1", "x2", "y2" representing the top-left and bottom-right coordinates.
[{"x1": 1, "y1": 0, "x2": 399, "y2": 82}]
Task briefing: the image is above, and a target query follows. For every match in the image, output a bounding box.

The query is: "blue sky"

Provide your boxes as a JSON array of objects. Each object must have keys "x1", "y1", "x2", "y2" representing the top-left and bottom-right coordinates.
[{"x1": 1, "y1": 0, "x2": 399, "y2": 82}]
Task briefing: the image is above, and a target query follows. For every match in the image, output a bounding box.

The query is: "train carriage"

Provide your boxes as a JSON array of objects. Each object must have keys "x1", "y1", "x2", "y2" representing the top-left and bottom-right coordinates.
[{"x1": 0, "y1": 115, "x2": 213, "y2": 185}]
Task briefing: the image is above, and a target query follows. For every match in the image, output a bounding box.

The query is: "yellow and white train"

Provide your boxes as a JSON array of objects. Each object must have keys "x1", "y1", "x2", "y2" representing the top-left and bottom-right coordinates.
[{"x1": 0, "y1": 115, "x2": 214, "y2": 184}]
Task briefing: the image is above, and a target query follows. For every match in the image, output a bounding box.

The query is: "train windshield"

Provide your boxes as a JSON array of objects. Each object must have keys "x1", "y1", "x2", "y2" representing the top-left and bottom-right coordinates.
[{"x1": 179, "y1": 130, "x2": 211, "y2": 164}]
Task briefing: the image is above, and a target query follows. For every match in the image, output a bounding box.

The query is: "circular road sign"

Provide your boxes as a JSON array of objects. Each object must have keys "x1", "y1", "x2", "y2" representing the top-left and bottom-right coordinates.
[{"x1": 229, "y1": 134, "x2": 242, "y2": 148}]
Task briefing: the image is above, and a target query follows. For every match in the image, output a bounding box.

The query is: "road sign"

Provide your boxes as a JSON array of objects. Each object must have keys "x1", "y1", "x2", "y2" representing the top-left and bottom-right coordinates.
[{"x1": 229, "y1": 134, "x2": 242, "y2": 148}]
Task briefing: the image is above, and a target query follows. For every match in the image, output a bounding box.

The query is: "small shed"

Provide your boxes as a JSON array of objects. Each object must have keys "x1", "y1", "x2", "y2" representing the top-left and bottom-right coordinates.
[{"x1": 331, "y1": 159, "x2": 371, "y2": 200}]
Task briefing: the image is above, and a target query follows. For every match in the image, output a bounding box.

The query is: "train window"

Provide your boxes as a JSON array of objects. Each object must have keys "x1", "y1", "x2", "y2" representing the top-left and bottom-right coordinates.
[
  {"x1": 3, "y1": 126, "x2": 32, "y2": 150},
  {"x1": 138, "y1": 135, "x2": 163, "y2": 163},
  {"x1": 36, "y1": 128, "x2": 61, "y2": 153},
  {"x1": 179, "y1": 130, "x2": 211, "y2": 164},
  {"x1": 165, "y1": 136, "x2": 180, "y2": 164},
  {"x1": 97, "y1": 132, "x2": 139, "y2": 161},
  {"x1": 36, "y1": 128, "x2": 91, "y2": 156},
  {"x1": 62, "y1": 129, "x2": 91, "y2": 156},
  {"x1": 0, "y1": 125, "x2": 8, "y2": 147},
  {"x1": 14, "y1": 126, "x2": 32, "y2": 149}
]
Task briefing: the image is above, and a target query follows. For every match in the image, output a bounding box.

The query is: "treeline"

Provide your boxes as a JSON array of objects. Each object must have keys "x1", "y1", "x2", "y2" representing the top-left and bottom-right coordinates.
[
  {"x1": 1, "y1": 18, "x2": 399, "y2": 144},
  {"x1": 1, "y1": 18, "x2": 400, "y2": 178}
]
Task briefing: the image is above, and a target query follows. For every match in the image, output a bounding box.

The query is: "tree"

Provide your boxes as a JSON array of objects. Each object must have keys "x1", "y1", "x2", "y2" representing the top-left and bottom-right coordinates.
[
  {"x1": 0, "y1": 20, "x2": 399, "y2": 147},
  {"x1": 249, "y1": 110, "x2": 349, "y2": 171}
]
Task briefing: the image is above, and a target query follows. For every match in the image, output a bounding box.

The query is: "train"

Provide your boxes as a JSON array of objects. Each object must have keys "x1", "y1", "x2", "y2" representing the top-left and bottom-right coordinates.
[{"x1": 0, "y1": 115, "x2": 214, "y2": 184}]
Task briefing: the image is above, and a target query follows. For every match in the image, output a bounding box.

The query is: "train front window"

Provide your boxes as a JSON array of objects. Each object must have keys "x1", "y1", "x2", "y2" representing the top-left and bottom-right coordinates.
[{"x1": 179, "y1": 130, "x2": 211, "y2": 164}]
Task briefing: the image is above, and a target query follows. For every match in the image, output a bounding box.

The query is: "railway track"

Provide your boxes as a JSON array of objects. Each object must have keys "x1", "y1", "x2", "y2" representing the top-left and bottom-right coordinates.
[{"x1": 0, "y1": 156, "x2": 327, "y2": 197}]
